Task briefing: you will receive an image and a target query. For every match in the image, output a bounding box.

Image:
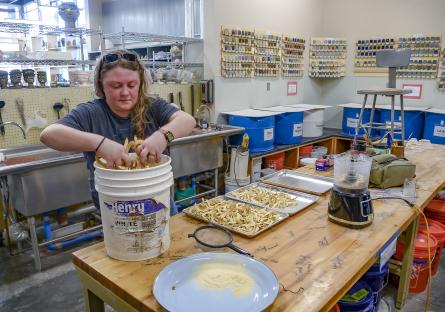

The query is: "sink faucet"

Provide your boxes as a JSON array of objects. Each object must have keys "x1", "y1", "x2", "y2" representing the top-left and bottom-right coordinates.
[
  {"x1": 195, "y1": 105, "x2": 212, "y2": 129},
  {"x1": 0, "y1": 121, "x2": 26, "y2": 139}
]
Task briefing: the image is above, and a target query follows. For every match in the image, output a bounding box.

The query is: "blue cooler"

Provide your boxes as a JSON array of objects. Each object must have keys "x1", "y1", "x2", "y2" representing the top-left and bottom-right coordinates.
[
  {"x1": 380, "y1": 108, "x2": 425, "y2": 140},
  {"x1": 227, "y1": 109, "x2": 276, "y2": 153},
  {"x1": 423, "y1": 109, "x2": 445, "y2": 144}
]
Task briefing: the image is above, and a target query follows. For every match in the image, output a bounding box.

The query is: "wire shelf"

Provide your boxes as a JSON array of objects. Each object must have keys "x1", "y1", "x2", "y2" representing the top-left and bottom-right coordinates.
[
  {"x1": 0, "y1": 21, "x2": 100, "y2": 36},
  {"x1": 102, "y1": 31, "x2": 202, "y2": 45},
  {"x1": 0, "y1": 59, "x2": 95, "y2": 66}
]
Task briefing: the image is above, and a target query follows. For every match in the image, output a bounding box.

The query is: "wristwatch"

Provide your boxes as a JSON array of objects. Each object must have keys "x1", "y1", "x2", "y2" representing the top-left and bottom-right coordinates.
[{"x1": 159, "y1": 128, "x2": 175, "y2": 143}]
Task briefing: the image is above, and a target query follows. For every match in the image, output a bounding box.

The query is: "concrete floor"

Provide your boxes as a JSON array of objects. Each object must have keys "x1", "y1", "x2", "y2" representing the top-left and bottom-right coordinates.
[{"x1": 1, "y1": 241, "x2": 445, "y2": 312}]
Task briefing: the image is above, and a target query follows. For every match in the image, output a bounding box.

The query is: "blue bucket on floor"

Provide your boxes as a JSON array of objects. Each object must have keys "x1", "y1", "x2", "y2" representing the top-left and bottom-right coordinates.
[
  {"x1": 339, "y1": 280, "x2": 374, "y2": 312},
  {"x1": 423, "y1": 112, "x2": 445, "y2": 144},
  {"x1": 342, "y1": 107, "x2": 380, "y2": 138},
  {"x1": 275, "y1": 112, "x2": 304, "y2": 145},
  {"x1": 361, "y1": 263, "x2": 389, "y2": 311},
  {"x1": 228, "y1": 115, "x2": 275, "y2": 153},
  {"x1": 380, "y1": 109, "x2": 424, "y2": 140}
]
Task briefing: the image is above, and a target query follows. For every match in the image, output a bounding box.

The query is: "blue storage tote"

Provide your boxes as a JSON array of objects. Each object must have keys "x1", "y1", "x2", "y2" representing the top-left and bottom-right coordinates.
[
  {"x1": 423, "y1": 109, "x2": 445, "y2": 144},
  {"x1": 275, "y1": 112, "x2": 304, "y2": 144},
  {"x1": 379, "y1": 107, "x2": 425, "y2": 140},
  {"x1": 339, "y1": 280, "x2": 374, "y2": 312},
  {"x1": 340, "y1": 103, "x2": 381, "y2": 138},
  {"x1": 226, "y1": 109, "x2": 278, "y2": 153},
  {"x1": 255, "y1": 105, "x2": 306, "y2": 145}
]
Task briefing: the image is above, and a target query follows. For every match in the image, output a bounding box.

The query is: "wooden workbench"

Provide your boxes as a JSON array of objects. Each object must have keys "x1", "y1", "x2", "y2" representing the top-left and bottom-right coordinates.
[{"x1": 72, "y1": 143, "x2": 445, "y2": 312}]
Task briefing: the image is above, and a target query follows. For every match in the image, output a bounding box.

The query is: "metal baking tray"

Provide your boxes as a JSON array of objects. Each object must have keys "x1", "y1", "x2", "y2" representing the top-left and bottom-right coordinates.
[
  {"x1": 225, "y1": 182, "x2": 319, "y2": 215},
  {"x1": 183, "y1": 196, "x2": 288, "y2": 238},
  {"x1": 260, "y1": 169, "x2": 334, "y2": 195}
]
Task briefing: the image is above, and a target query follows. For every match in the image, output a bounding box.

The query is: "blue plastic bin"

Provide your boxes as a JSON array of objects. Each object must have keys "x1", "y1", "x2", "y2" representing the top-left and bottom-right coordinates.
[
  {"x1": 380, "y1": 109, "x2": 424, "y2": 140},
  {"x1": 275, "y1": 112, "x2": 304, "y2": 145},
  {"x1": 228, "y1": 115, "x2": 275, "y2": 153},
  {"x1": 423, "y1": 111, "x2": 445, "y2": 144},
  {"x1": 339, "y1": 280, "x2": 374, "y2": 312},
  {"x1": 362, "y1": 263, "x2": 389, "y2": 311},
  {"x1": 342, "y1": 107, "x2": 381, "y2": 138}
]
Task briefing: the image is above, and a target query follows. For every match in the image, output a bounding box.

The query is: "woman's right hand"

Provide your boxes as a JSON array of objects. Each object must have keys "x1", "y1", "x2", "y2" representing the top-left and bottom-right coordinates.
[{"x1": 96, "y1": 138, "x2": 131, "y2": 168}]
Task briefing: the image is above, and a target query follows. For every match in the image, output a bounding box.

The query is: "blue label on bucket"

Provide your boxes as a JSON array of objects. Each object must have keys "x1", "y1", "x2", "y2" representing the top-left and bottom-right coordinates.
[{"x1": 104, "y1": 199, "x2": 165, "y2": 216}]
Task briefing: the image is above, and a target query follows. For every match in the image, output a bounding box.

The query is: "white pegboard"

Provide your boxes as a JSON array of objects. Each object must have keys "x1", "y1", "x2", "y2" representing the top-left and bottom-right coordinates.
[{"x1": 0, "y1": 83, "x2": 201, "y2": 149}]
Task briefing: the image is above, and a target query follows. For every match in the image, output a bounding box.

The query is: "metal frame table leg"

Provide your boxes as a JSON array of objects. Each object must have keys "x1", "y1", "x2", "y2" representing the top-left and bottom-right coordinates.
[
  {"x1": 369, "y1": 94, "x2": 378, "y2": 135},
  {"x1": 214, "y1": 168, "x2": 218, "y2": 197},
  {"x1": 400, "y1": 94, "x2": 405, "y2": 145},
  {"x1": 27, "y1": 216, "x2": 41, "y2": 271},
  {"x1": 355, "y1": 94, "x2": 368, "y2": 143},
  {"x1": 390, "y1": 95, "x2": 396, "y2": 140},
  {"x1": 396, "y1": 216, "x2": 419, "y2": 309}
]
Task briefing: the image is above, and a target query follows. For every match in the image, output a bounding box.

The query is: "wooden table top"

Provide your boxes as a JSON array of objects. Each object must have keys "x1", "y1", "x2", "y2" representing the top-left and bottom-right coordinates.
[{"x1": 72, "y1": 144, "x2": 445, "y2": 312}]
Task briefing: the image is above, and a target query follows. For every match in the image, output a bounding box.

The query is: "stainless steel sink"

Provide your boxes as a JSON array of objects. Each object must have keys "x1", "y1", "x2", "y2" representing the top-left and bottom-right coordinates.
[
  {"x1": 0, "y1": 145, "x2": 83, "y2": 176},
  {"x1": 0, "y1": 145, "x2": 90, "y2": 217},
  {"x1": 168, "y1": 125, "x2": 244, "y2": 178}
]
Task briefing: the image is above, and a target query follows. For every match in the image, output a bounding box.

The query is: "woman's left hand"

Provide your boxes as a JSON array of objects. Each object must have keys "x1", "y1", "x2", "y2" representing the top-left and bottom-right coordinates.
[{"x1": 136, "y1": 131, "x2": 167, "y2": 164}]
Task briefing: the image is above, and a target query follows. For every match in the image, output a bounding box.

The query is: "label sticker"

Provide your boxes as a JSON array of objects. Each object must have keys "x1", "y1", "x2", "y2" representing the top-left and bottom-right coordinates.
[
  {"x1": 264, "y1": 128, "x2": 274, "y2": 141},
  {"x1": 347, "y1": 118, "x2": 358, "y2": 128},
  {"x1": 293, "y1": 123, "x2": 303, "y2": 137},
  {"x1": 434, "y1": 125, "x2": 445, "y2": 137},
  {"x1": 104, "y1": 198, "x2": 165, "y2": 216},
  {"x1": 385, "y1": 121, "x2": 402, "y2": 128}
]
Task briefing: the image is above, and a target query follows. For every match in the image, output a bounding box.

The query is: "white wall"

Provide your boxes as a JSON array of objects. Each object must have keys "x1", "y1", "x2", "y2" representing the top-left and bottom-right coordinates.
[
  {"x1": 319, "y1": 0, "x2": 445, "y2": 128},
  {"x1": 203, "y1": 0, "x2": 445, "y2": 127},
  {"x1": 203, "y1": 0, "x2": 325, "y2": 123},
  {"x1": 85, "y1": 0, "x2": 103, "y2": 51}
]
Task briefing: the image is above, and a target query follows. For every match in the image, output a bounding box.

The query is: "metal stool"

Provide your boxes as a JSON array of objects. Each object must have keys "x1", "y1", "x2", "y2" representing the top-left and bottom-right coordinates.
[{"x1": 354, "y1": 49, "x2": 412, "y2": 146}]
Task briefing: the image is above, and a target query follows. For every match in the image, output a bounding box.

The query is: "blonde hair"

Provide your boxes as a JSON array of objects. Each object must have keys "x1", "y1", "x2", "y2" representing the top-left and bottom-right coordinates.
[{"x1": 94, "y1": 49, "x2": 152, "y2": 138}]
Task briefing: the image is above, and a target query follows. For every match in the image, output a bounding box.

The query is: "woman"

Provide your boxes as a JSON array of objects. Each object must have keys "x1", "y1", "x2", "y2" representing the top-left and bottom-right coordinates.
[{"x1": 40, "y1": 50, "x2": 196, "y2": 213}]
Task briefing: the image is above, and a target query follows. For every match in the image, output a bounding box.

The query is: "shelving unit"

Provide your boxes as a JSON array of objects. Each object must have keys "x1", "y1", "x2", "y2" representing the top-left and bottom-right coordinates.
[
  {"x1": 254, "y1": 32, "x2": 281, "y2": 77},
  {"x1": 220, "y1": 26, "x2": 255, "y2": 78},
  {"x1": 101, "y1": 29, "x2": 204, "y2": 70},
  {"x1": 309, "y1": 37, "x2": 347, "y2": 78},
  {"x1": 0, "y1": 59, "x2": 95, "y2": 66},
  {"x1": 0, "y1": 21, "x2": 101, "y2": 87},
  {"x1": 281, "y1": 35, "x2": 305, "y2": 77},
  {"x1": 439, "y1": 48, "x2": 445, "y2": 90},
  {"x1": 354, "y1": 37, "x2": 394, "y2": 75},
  {"x1": 395, "y1": 34, "x2": 441, "y2": 79}
]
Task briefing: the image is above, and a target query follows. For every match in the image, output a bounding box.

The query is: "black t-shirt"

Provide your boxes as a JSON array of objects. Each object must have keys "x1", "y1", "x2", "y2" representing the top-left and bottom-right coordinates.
[{"x1": 58, "y1": 97, "x2": 178, "y2": 207}]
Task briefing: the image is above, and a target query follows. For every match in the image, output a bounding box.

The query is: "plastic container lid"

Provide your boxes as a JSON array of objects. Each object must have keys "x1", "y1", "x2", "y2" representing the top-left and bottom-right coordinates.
[
  {"x1": 300, "y1": 158, "x2": 317, "y2": 166},
  {"x1": 222, "y1": 108, "x2": 282, "y2": 117},
  {"x1": 395, "y1": 232, "x2": 438, "y2": 260},
  {"x1": 418, "y1": 219, "x2": 445, "y2": 245},
  {"x1": 425, "y1": 199, "x2": 445, "y2": 213}
]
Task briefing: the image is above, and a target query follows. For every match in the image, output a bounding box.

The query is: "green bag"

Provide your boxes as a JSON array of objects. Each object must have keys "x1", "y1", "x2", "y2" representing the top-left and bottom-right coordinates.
[{"x1": 369, "y1": 154, "x2": 416, "y2": 189}]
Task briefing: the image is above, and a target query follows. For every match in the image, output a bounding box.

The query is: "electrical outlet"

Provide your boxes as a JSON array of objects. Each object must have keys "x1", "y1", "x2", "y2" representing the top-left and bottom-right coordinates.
[{"x1": 266, "y1": 82, "x2": 270, "y2": 91}]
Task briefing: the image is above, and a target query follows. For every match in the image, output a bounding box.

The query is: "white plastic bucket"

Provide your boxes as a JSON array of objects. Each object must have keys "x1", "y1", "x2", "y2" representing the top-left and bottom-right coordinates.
[
  {"x1": 303, "y1": 109, "x2": 324, "y2": 137},
  {"x1": 94, "y1": 155, "x2": 173, "y2": 261},
  {"x1": 224, "y1": 175, "x2": 250, "y2": 193},
  {"x1": 229, "y1": 147, "x2": 249, "y2": 179}
]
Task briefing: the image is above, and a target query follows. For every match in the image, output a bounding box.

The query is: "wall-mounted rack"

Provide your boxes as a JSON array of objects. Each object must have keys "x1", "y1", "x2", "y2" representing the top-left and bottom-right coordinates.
[{"x1": 309, "y1": 37, "x2": 347, "y2": 78}]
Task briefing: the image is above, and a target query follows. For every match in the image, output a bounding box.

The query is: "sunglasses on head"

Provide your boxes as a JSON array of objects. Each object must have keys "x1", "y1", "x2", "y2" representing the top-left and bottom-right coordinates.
[{"x1": 103, "y1": 53, "x2": 137, "y2": 63}]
